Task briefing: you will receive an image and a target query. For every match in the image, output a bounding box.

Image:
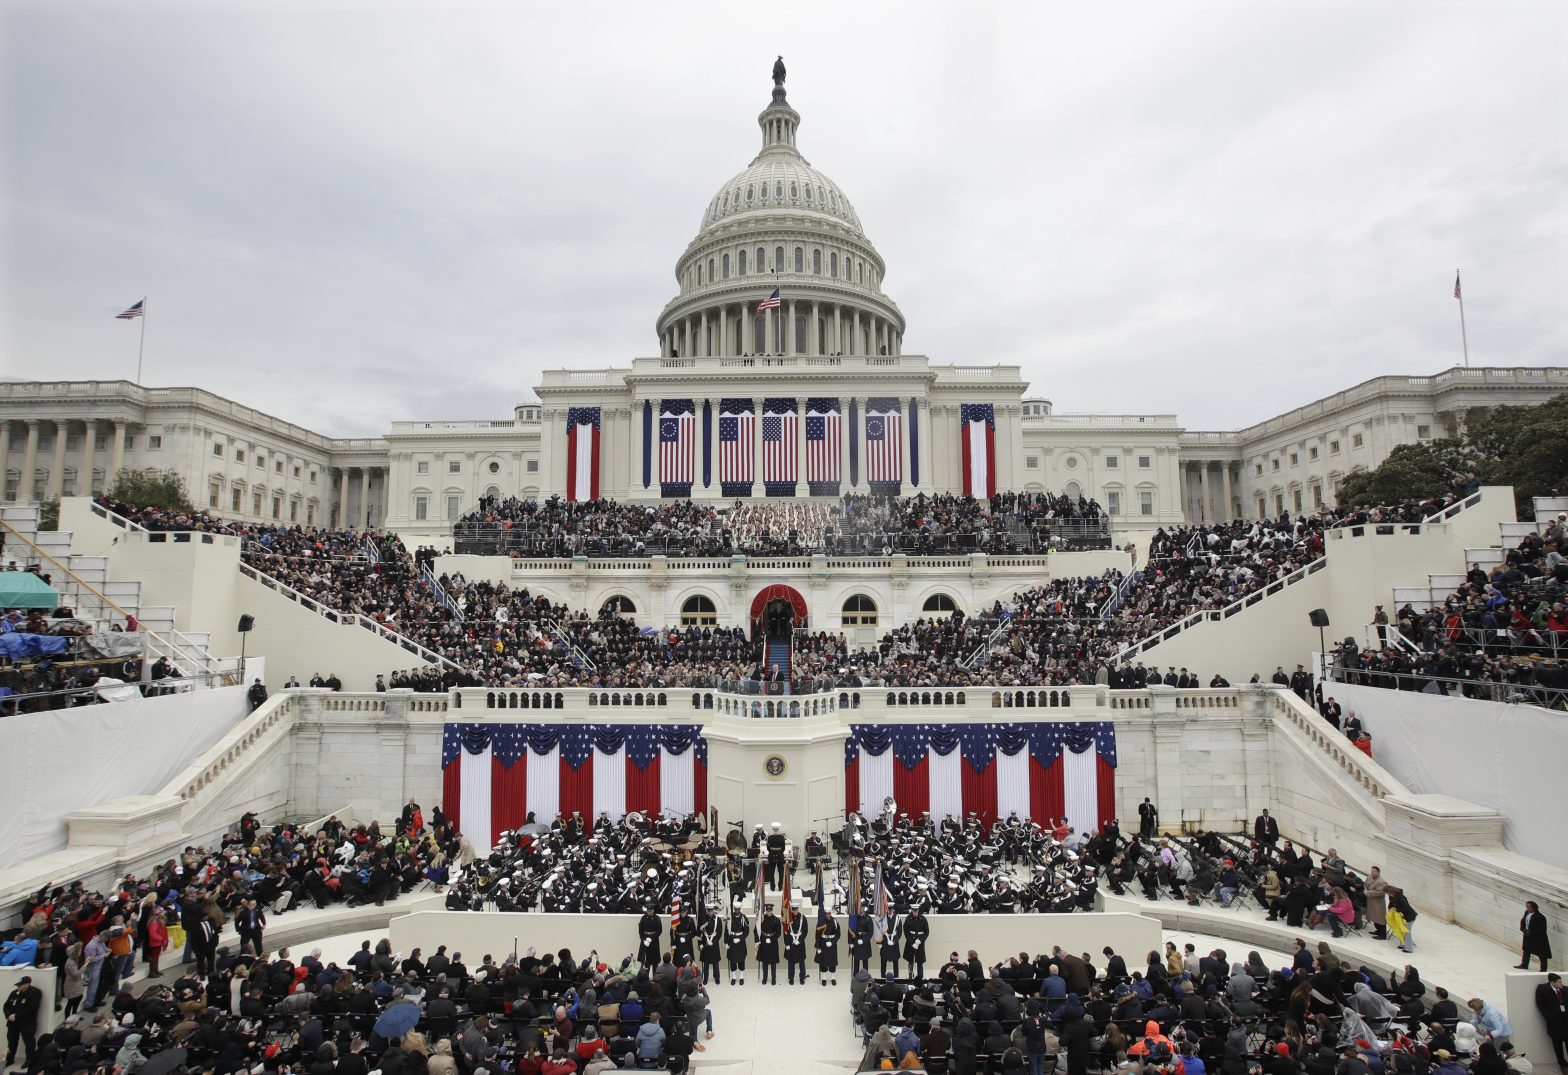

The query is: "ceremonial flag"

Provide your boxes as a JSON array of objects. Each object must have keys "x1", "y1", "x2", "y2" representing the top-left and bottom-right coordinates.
[
  {"x1": 762, "y1": 398, "x2": 798, "y2": 494},
  {"x1": 847, "y1": 857, "x2": 863, "y2": 935},
  {"x1": 780, "y1": 864, "x2": 793, "y2": 929},
  {"x1": 960, "y1": 403, "x2": 996, "y2": 499},
  {"x1": 116, "y1": 300, "x2": 145, "y2": 319},
  {"x1": 757, "y1": 288, "x2": 781, "y2": 312},
  {"x1": 815, "y1": 860, "x2": 827, "y2": 927},
  {"x1": 718, "y1": 399, "x2": 754, "y2": 495},
  {"x1": 871, "y1": 860, "x2": 889, "y2": 942},
  {"x1": 440, "y1": 723, "x2": 708, "y2": 852},
  {"x1": 1453, "y1": 272, "x2": 1462, "y2": 300},
  {"x1": 843, "y1": 721, "x2": 1116, "y2": 833},
  {"x1": 805, "y1": 397, "x2": 842, "y2": 494},
  {"x1": 755, "y1": 836, "x2": 768, "y2": 917},
  {"x1": 865, "y1": 398, "x2": 903, "y2": 491},
  {"x1": 659, "y1": 400, "x2": 696, "y2": 495},
  {"x1": 566, "y1": 407, "x2": 601, "y2": 503}
]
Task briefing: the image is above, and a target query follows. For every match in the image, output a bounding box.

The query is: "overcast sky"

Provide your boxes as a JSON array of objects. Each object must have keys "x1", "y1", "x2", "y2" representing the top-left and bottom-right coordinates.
[{"x1": 3, "y1": 2, "x2": 1564, "y2": 438}]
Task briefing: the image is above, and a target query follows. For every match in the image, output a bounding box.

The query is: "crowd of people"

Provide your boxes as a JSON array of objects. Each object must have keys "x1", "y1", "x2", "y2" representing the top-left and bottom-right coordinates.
[
  {"x1": 1330, "y1": 513, "x2": 1568, "y2": 708},
  {"x1": 449, "y1": 491, "x2": 1113, "y2": 559}
]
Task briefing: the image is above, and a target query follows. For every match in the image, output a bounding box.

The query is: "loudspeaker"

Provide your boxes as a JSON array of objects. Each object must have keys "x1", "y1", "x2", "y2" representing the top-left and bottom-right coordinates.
[
  {"x1": 237, "y1": 614, "x2": 255, "y2": 633},
  {"x1": 1307, "y1": 608, "x2": 1330, "y2": 628}
]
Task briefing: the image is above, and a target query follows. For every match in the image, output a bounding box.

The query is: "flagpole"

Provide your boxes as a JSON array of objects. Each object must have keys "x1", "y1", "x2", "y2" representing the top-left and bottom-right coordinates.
[
  {"x1": 136, "y1": 297, "x2": 147, "y2": 384},
  {"x1": 1455, "y1": 272, "x2": 1469, "y2": 369}
]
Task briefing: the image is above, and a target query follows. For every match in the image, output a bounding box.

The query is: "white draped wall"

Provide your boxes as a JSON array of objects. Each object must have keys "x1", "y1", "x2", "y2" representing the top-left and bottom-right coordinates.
[
  {"x1": 928, "y1": 747, "x2": 963, "y2": 822},
  {"x1": 996, "y1": 748, "x2": 1030, "y2": 819},
  {"x1": 857, "y1": 747, "x2": 893, "y2": 816},
  {"x1": 1063, "y1": 742, "x2": 1098, "y2": 837},
  {"x1": 661, "y1": 748, "x2": 696, "y2": 817},
  {"x1": 459, "y1": 745, "x2": 494, "y2": 853},
  {"x1": 593, "y1": 745, "x2": 627, "y2": 821},
  {"x1": 526, "y1": 743, "x2": 560, "y2": 824}
]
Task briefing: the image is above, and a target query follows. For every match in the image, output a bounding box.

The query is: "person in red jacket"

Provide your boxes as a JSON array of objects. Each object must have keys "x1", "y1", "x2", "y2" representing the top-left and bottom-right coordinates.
[{"x1": 144, "y1": 907, "x2": 169, "y2": 979}]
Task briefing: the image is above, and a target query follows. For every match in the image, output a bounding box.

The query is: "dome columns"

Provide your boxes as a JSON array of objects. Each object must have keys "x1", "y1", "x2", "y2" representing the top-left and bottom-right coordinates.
[{"x1": 660, "y1": 297, "x2": 900, "y2": 359}]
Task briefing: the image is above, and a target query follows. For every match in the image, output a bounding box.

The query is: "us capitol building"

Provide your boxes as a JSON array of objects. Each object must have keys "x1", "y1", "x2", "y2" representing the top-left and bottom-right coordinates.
[{"x1": 3, "y1": 66, "x2": 1563, "y2": 534}]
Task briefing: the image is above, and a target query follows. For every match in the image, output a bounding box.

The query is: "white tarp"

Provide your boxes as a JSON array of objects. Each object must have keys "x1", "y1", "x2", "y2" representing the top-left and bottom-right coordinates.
[
  {"x1": 1330, "y1": 683, "x2": 1568, "y2": 870},
  {"x1": 0, "y1": 683, "x2": 250, "y2": 862}
]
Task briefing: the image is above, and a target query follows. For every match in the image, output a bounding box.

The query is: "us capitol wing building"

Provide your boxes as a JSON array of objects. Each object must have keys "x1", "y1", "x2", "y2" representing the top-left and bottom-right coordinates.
[{"x1": 2, "y1": 68, "x2": 1563, "y2": 534}]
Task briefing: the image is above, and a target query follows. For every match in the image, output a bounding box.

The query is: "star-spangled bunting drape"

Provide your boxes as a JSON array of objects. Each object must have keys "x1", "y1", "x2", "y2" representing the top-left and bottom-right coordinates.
[
  {"x1": 960, "y1": 403, "x2": 996, "y2": 499},
  {"x1": 659, "y1": 400, "x2": 696, "y2": 497},
  {"x1": 441, "y1": 723, "x2": 708, "y2": 851},
  {"x1": 762, "y1": 398, "x2": 799, "y2": 495},
  {"x1": 865, "y1": 397, "x2": 903, "y2": 494},
  {"x1": 566, "y1": 407, "x2": 601, "y2": 503},
  {"x1": 843, "y1": 722, "x2": 1116, "y2": 833},
  {"x1": 805, "y1": 398, "x2": 841, "y2": 496},
  {"x1": 718, "y1": 398, "x2": 755, "y2": 497}
]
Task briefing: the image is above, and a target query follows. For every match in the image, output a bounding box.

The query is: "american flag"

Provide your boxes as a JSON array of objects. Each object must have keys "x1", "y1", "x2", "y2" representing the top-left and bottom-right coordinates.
[
  {"x1": 659, "y1": 401, "x2": 696, "y2": 488},
  {"x1": 757, "y1": 287, "x2": 781, "y2": 312},
  {"x1": 805, "y1": 398, "x2": 841, "y2": 484},
  {"x1": 871, "y1": 859, "x2": 890, "y2": 941},
  {"x1": 780, "y1": 863, "x2": 793, "y2": 929},
  {"x1": 865, "y1": 399, "x2": 903, "y2": 484},
  {"x1": 719, "y1": 401, "x2": 754, "y2": 487},
  {"x1": 116, "y1": 300, "x2": 144, "y2": 320},
  {"x1": 1453, "y1": 272, "x2": 1462, "y2": 300},
  {"x1": 763, "y1": 399, "x2": 798, "y2": 486}
]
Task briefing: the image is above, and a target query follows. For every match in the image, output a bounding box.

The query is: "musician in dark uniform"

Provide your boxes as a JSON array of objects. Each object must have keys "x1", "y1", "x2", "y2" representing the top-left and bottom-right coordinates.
[
  {"x1": 783, "y1": 912, "x2": 808, "y2": 985},
  {"x1": 756, "y1": 903, "x2": 782, "y2": 985},
  {"x1": 637, "y1": 908, "x2": 663, "y2": 968},
  {"x1": 725, "y1": 900, "x2": 750, "y2": 985},
  {"x1": 699, "y1": 907, "x2": 723, "y2": 985},
  {"x1": 903, "y1": 908, "x2": 930, "y2": 980},
  {"x1": 765, "y1": 822, "x2": 787, "y2": 889},
  {"x1": 815, "y1": 910, "x2": 842, "y2": 987},
  {"x1": 878, "y1": 911, "x2": 901, "y2": 979}
]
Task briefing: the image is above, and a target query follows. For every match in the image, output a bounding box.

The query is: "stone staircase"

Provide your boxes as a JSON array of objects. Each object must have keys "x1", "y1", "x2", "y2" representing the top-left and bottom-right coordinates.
[
  {"x1": 1390, "y1": 494, "x2": 1564, "y2": 612},
  {"x1": 0, "y1": 503, "x2": 228, "y2": 678}
]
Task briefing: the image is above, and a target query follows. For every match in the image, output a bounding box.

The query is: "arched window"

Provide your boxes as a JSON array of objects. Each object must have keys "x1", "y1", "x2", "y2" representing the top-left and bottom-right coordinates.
[
  {"x1": 601, "y1": 595, "x2": 637, "y2": 617},
  {"x1": 746, "y1": 186, "x2": 754, "y2": 203},
  {"x1": 841, "y1": 594, "x2": 878, "y2": 627},
  {"x1": 1064, "y1": 480, "x2": 1082, "y2": 500},
  {"x1": 722, "y1": 253, "x2": 731, "y2": 279},
  {"x1": 775, "y1": 246, "x2": 784, "y2": 272},
  {"x1": 754, "y1": 315, "x2": 767, "y2": 354},
  {"x1": 738, "y1": 249, "x2": 747, "y2": 275},
  {"x1": 922, "y1": 593, "x2": 959, "y2": 614},
  {"x1": 697, "y1": 263, "x2": 703, "y2": 286},
  {"x1": 756, "y1": 247, "x2": 765, "y2": 272},
  {"x1": 790, "y1": 182, "x2": 798, "y2": 198},
  {"x1": 708, "y1": 257, "x2": 715, "y2": 282},
  {"x1": 681, "y1": 595, "x2": 718, "y2": 627},
  {"x1": 812, "y1": 249, "x2": 822, "y2": 274},
  {"x1": 761, "y1": 181, "x2": 768, "y2": 200},
  {"x1": 793, "y1": 316, "x2": 806, "y2": 353},
  {"x1": 830, "y1": 252, "x2": 838, "y2": 277},
  {"x1": 775, "y1": 181, "x2": 784, "y2": 198},
  {"x1": 857, "y1": 260, "x2": 864, "y2": 284},
  {"x1": 793, "y1": 247, "x2": 804, "y2": 273}
]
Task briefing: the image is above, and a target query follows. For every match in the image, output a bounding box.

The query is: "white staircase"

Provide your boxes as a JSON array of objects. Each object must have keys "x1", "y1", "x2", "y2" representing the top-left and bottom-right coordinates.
[
  {"x1": 0, "y1": 504, "x2": 225, "y2": 678},
  {"x1": 1388, "y1": 494, "x2": 1561, "y2": 612}
]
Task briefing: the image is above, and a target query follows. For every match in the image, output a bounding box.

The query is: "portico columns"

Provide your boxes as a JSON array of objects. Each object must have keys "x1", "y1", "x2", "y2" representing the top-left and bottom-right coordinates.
[
  {"x1": 753, "y1": 396, "x2": 765, "y2": 492},
  {"x1": 81, "y1": 420, "x2": 97, "y2": 497},
  {"x1": 0, "y1": 423, "x2": 9, "y2": 501},
  {"x1": 809, "y1": 302, "x2": 819, "y2": 356},
  {"x1": 764, "y1": 306, "x2": 773, "y2": 355},
  {"x1": 851, "y1": 310, "x2": 860, "y2": 356},
  {"x1": 699, "y1": 311, "x2": 708, "y2": 358},
  {"x1": 832, "y1": 306, "x2": 842, "y2": 355},
  {"x1": 336, "y1": 468, "x2": 348, "y2": 527},
  {"x1": 787, "y1": 299, "x2": 797, "y2": 354},
  {"x1": 1222, "y1": 463, "x2": 1235, "y2": 521},
  {"x1": 359, "y1": 468, "x2": 370, "y2": 528},
  {"x1": 108, "y1": 421, "x2": 125, "y2": 492},
  {"x1": 20, "y1": 421, "x2": 39, "y2": 502},
  {"x1": 47, "y1": 420, "x2": 67, "y2": 498}
]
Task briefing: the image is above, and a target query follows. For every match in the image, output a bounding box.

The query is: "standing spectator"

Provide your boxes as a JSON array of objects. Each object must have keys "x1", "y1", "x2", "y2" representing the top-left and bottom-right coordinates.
[
  {"x1": 1535, "y1": 972, "x2": 1567, "y2": 1071},
  {"x1": 1519, "y1": 901, "x2": 1552, "y2": 971},
  {"x1": 247, "y1": 677, "x2": 268, "y2": 711}
]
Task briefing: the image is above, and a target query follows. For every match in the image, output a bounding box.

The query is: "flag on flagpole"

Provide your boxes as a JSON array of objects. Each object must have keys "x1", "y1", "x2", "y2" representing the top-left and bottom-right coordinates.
[
  {"x1": 871, "y1": 859, "x2": 889, "y2": 941},
  {"x1": 780, "y1": 864, "x2": 793, "y2": 930},
  {"x1": 847, "y1": 858, "x2": 863, "y2": 936},
  {"x1": 1453, "y1": 272, "x2": 1462, "y2": 300},
  {"x1": 116, "y1": 300, "x2": 144, "y2": 320},
  {"x1": 757, "y1": 288, "x2": 781, "y2": 312},
  {"x1": 754, "y1": 842, "x2": 768, "y2": 917},
  {"x1": 815, "y1": 860, "x2": 827, "y2": 927}
]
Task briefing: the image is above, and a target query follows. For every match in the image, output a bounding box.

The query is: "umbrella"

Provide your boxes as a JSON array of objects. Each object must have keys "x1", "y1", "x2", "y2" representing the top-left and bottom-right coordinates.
[
  {"x1": 373, "y1": 1000, "x2": 422, "y2": 1038},
  {"x1": 136, "y1": 1048, "x2": 189, "y2": 1075}
]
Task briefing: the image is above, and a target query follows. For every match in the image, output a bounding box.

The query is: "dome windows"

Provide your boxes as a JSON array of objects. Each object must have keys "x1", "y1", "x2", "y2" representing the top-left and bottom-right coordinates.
[
  {"x1": 746, "y1": 186, "x2": 754, "y2": 203},
  {"x1": 790, "y1": 182, "x2": 798, "y2": 198},
  {"x1": 707, "y1": 257, "x2": 715, "y2": 283},
  {"x1": 812, "y1": 249, "x2": 821, "y2": 275},
  {"x1": 756, "y1": 246, "x2": 765, "y2": 272},
  {"x1": 804, "y1": 186, "x2": 812, "y2": 202},
  {"x1": 793, "y1": 247, "x2": 803, "y2": 273},
  {"x1": 775, "y1": 181, "x2": 784, "y2": 198},
  {"x1": 722, "y1": 253, "x2": 731, "y2": 279},
  {"x1": 761, "y1": 182, "x2": 768, "y2": 200},
  {"x1": 774, "y1": 245, "x2": 784, "y2": 271},
  {"x1": 829, "y1": 252, "x2": 838, "y2": 277},
  {"x1": 738, "y1": 249, "x2": 748, "y2": 275}
]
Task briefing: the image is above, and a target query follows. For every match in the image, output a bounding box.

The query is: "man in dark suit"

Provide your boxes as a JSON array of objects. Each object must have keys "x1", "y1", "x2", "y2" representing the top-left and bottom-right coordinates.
[
  {"x1": 1534, "y1": 972, "x2": 1566, "y2": 1070},
  {"x1": 1519, "y1": 901, "x2": 1553, "y2": 971},
  {"x1": 236, "y1": 898, "x2": 265, "y2": 955},
  {"x1": 1138, "y1": 798, "x2": 1158, "y2": 839},
  {"x1": 1253, "y1": 809, "x2": 1280, "y2": 847}
]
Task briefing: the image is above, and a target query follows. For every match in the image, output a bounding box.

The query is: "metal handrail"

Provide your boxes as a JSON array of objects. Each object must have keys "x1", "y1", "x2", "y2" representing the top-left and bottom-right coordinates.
[
  {"x1": 960, "y1": 616, "x2": 1013, "y2": 670},
  {"x1": 0, "y1": 517, "x2": 229, "y2": 679},
  {"x1": 1116, "y1": 556, "x2": 1330, "y2": 658},
  {"x1": 421, "y1": 564, "x2": 461, "y2": 621},
  {"x1": 236, "y1": 561, "x2": 467, "y2": 674},
  {"x1": 1327, "y1": 663, "x2": 1568, "y2": 711}
]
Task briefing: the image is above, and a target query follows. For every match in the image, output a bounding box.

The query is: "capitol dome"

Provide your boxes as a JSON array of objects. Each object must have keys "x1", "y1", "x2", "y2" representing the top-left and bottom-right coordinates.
[{"x1": 655, "y1": 64, "x2": 904, "y2": 361}]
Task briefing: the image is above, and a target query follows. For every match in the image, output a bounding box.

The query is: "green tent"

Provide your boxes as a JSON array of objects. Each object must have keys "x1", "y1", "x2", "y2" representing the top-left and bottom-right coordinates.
[{"x1": 0, "y1": 572, "x2": 60, "y2": 610}]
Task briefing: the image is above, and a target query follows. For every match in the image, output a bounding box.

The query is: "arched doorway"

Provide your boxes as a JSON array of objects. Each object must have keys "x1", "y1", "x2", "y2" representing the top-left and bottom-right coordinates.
[{"x1": 749, "y1": 584, "x2": 808, "y2": 689}]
